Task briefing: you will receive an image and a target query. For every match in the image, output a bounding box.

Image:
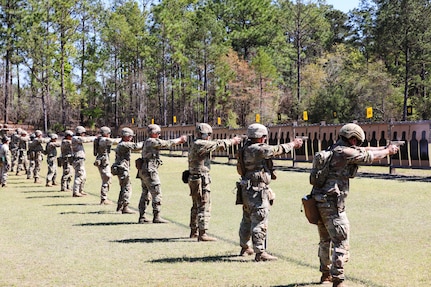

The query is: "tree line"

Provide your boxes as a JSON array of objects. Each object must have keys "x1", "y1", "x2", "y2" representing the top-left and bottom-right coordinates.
[{"x1": 1, "y1": 0, "x2": 430, "y2": 133}]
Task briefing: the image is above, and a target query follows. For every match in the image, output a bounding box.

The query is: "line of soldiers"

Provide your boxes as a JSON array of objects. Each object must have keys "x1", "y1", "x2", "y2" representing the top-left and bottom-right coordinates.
[{"x1": 0, "y1": 122, "x2": 400, "y2": 287}]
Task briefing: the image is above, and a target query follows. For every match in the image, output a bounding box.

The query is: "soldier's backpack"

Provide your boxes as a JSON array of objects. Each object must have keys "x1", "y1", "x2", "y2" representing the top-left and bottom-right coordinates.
[{"x1": 309, "y1": 146, "x2": 334, "y2": 187}]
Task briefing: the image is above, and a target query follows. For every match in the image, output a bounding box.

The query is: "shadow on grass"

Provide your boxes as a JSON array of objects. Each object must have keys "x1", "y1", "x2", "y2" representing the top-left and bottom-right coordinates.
[
  {"x1": 113, "y1": 237, "x2": 193, "y2": 244},
  {"x1": 75, "y1": 221, "x2": 137, "y2": 226},
  {"x1": 149, "y1": 254, "x2": 251, "y2": 263},
  {"x1": 45, "y1": 203, "x2": 94, "y2": 206},
  {"x1": 62, "y1": 210, "x2": 117, "y2": 215},
  {"x1": 271, "y1": 283, "x2": 320, "y2": 287},
  {"x1": 26, "y1": 195, "x2": 69, "y2": 199}
]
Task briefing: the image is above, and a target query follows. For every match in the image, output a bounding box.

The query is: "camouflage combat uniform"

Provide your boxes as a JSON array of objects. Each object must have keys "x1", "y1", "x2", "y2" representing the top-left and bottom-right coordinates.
[
  {"x1": 0, "y1": 138, "x2": 11, "y2": 187},
  {"x1": 60, "y1": 136, "x2": 74, "y2": 191},
  {"x1": 188, "y1": 138, "x2": 236, "y2": 238},
  {"x1": 16, "y1": 133, "x2": 30, "y2": 176},
  {"x1": 9, "y1": 130, "x2": 20, "y2": 173},
  {"x1": 138, "y1": 136, "x2": 183, "y2": 223},
  {"x1": 311, "y1": 139, "x2": 374, "y2": 283},
  {"x1": 113, "y1": 140, "x2": 143, "y2": 212},
  {"x1": 94, "y1": 136, "x2": 121, "y2": 203},
  {"x1": 29, "y1": 133, "x2": 50, "y2": 183},
  {"x1": 71, "y1": 135, "x2": 95, "y2": 196},
  {"x1": 238, "y1": 141, "x2": 297, "y2": 256},
  {"x1": 45, "y1": 137, "x2": 61, "y2": 186}
]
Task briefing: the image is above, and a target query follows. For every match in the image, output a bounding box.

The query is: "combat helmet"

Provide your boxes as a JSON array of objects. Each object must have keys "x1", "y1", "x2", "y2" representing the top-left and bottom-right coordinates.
[
  {"x1": 65, "y1": 130, "x2": 74, "y2": 137},
  {"x1": 196, "y1": 123, "x2": 213, "y2": 136},
  {"x1": 147, "y1": 124, "x2": 161, "y2": 135},
  {"x1": 75, "y1": 126, "x2": 86, "y2": 135},
  {"x1": 339, "y1": 123, "x2": 365, "y2": 144},
  {"x1": 50, "y1": 133, "x2": 58, "y2": 140},
  {"x1": 121, "y1": 127, "x2": 134, "y2": 137},
  {"x1": 35, "y1": 130, "x2": 43, "y2": 137},
  {"x1": 100, "y1": 126, "x2": 111, "y2": 135},
  {"x1": 247, "y1": 123, "x2": 268, "y2": 139}
]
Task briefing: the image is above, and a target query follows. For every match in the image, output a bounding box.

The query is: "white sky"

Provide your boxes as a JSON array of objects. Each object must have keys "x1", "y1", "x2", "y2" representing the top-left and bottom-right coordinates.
[{"x1": 325, "y1": 0, "x2": 361, "y2": 13}]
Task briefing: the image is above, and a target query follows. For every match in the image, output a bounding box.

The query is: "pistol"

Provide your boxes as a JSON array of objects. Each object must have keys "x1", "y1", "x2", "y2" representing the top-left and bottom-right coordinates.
[
  {"x1": 296, "y1": 136, "x2": 309, "y2": 141},
  {"x1": 390, "y1": 140, "x2": 405, "y2": 147}
]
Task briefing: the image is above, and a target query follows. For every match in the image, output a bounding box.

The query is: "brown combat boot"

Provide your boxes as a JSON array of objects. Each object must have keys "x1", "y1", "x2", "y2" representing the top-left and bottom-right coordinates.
[
  {"x1": 138, "y1": 216, "x2": 150, "y2": 224},
  {"x1": 189, "y1": 228, "x2": 198, "y2": 238},
  {"x1": 240, "y1": 246, "x2": 254, "y2": 256},
  {"x1": 198, "y1": 230, "x2": 217, "y2": 242},
  {"x1": 122, "y1": 205, "x2": 136, "y2": 214},
  {"x1": 73, "y1": 193, "x2": 84, "y2": 197},
  {"x1": 46, "y1": 181, "x2": 52, "y2": 187},
  {"x1": 320, "y1": 272, "x2": 332, "y2": 284},
  {"x1": 332, "y1": 278, "x2": 344, "y2": 287},
  {"x1": 34, "y1": 178, "x2": 41, "y2": 184},
  {"x1": 255, "y1": 252, "x2": 278, "y2": 262},
  {"x1": 100, "y1": 199, "x2": 114, "y2": 205},
  {"x1": 153, "y1": 212, "x2": 169, "y2": 223}
]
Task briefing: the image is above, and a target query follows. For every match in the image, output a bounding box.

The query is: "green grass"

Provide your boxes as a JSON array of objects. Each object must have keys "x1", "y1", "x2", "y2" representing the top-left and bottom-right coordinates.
[{"x1": 1, "y1": 144, "x2": 430, "y2": 287}]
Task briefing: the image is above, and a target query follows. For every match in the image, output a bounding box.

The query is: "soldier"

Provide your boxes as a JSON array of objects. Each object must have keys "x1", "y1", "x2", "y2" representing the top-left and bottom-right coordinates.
[
  {"x1": 137, "y1": 124, "x2": 187, "y2": 224},
  {"x1": 9, "y1": 128, "x2": 21, "y2": 173},
  {"x1": 310, "y1": 123, "x2": 398, "y2": 287},
  {"x1": 45, "y1": 133, "x2": 61, "y2": 187},
  {"x1": 0, "y1": 136, "x2": 11, "y2": 187},
  {"x1": 27, "y1": 133, "x2": 36, "y2": 179},
  {"x1": 71, "y1": 126, "x2": 96, "y2": 197},
  {"x1": 94, "y1": 126, "x2": 121, "y2": 205},
  {"x1": 60, "y1": 130, "x2": 74, "y2": 192},
  {"x1": 16, "y1": 130, "x2": 31, "y2": 177},
  {"x1": 113, "y1": 127, "x2": 144, "y2": 214},
  {"x1": 187, "y1": 123, "x2": 241, "y2": 241},
  {"x1": 28, "y1": 130, "x2": 50, "y2": 183},
  {"x1": 236, "y1": 123, "x2": 303, "y2": 261}
]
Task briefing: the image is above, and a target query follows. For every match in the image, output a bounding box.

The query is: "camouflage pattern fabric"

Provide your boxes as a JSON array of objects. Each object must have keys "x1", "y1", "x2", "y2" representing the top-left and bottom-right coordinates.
[
  {"x1": 239, "y1": 141, "x2": 296, "y2": 254},
  {"x1": 71, "y1": 135, "x2": 95, "y2": 195},
  {"x1": 188, "y1": 138, "x2": 235, "y2": 232},
  {"x1": 30, "y1": 137, "x2": 50, "y2": 181},
  {"x1": 114, "y1": 141, "x2": 143, "y2": 208},
  {"x1": 311, "y1": 139, "x2": 374, "y2": 281},
  {"x1": 60, "y1": 139, "x2": 73, "y2": 191},
  {"x1": 95, "y1": 137, "x2": 121, "y2": 201},
  {"x1": 0, "y1": 142, "x2": 11, "y2": 185},
  {"x1": 45, "y1": 141, "x2": 61, "y2": 184},
  {"x1": 138, "y1": 137, "x2": 181, "y2": 218}
]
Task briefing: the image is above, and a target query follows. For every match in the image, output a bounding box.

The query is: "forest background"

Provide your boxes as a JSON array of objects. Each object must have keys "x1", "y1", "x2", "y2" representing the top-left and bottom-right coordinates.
[{"x1": 1, "y1": 0, "x2": 430, "y2": 133}]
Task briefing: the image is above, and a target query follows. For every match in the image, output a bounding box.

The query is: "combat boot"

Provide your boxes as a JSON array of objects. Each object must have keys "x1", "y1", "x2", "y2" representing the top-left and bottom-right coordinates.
[
  {"x1": 320, "y1": 272, "x2": 332, "y2": 284},
  {"x1": 46, "y1": 181, "x2": 52, "y2": 187},
  {"x1": 34, "y1": 178, "x2": 41, "y2": 184},
  {"x1": 189, "y1": 228, "x2": 198, "y2": 238},
  {"x1": 198, "y1": 230, "x2": 217, "y2": 242},
  {"x1": 116, "y1": 202, "x2": 123, "y2": 212},
  {"x1": 255, "y1": 252, "x2": 278, "y2": 262},
  {"x1": 240, "y1": 246, "x2": 254, "y2": 256},
  {"x1": 138, "y1": 216, "x2": 150, "y2": 224},
  {"x1": 332, "y1": 278, "x2": 344, "y2": 287},
  {"x1": 73, "y1": 193, "x2": 84, "y2": 197},
  {"x1": 100, "y1": 199, "x2": 114, "y2": 205},
  {"x1": 153, "y1": 212, "x2": 169, "y2": 223},
  {"x1": 122, "y1": 204, "x2": 136, "y2": 214}
]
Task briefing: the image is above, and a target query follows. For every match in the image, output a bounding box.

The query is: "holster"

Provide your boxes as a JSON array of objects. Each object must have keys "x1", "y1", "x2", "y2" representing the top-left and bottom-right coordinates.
[{"x1": 302, "y1": 194, "x2": 320, "y2": 224}]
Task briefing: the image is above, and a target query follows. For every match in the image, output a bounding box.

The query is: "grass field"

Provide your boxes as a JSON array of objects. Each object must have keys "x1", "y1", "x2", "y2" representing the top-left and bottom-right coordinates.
[{"x1": 1, "y1": 144, "x2": 430, "y2": 287}]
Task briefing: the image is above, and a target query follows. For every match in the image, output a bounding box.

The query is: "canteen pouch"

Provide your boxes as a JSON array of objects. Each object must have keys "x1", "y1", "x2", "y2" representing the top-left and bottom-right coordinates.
[
  {"x1": 135, "y1": 157, "x2": 144, "y2": 170},
  {"x1": 182, "y1": 170, "x2": 190, "y2": 183},
  {"x1": 235, "y1": 181, "x2": 243, "y2": 205},
  {"x1": 301, "y1": 194, "x2": 320, "y2": 225}
]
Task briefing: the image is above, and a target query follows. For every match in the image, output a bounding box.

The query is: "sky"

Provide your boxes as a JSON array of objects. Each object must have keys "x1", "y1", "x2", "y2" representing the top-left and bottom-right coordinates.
[{"x1": 325, "y1": 0, "x2": 361, "y2": 13}]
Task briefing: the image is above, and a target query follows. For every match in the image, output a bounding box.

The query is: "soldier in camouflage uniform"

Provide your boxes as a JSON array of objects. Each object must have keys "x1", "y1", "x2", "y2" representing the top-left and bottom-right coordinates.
[
  {"x1": 94, "y1": 126, "x2": 121, "y2": 205},
  {"x1": 113, "y1": 127, "x2": 144, "y2": 214},
  {"x1": 60, "y1": 130, "x2": 74, "y2": 192},
  {"x1": 45, "y1": 133, "x2": 61, "y2": 187},
  {"x1": 26, "y1": 133, "x2": 36, "y2": 179},
  {"x1": 16, "y1": 130, "x2": 30, "y2": 176},
  {"x1": 0, "y1": 136, "x2": 11, "y2": 187},
  {"x1": 311, "y1": 123, "x2": 399, "y2": 287},
  {"x1": 9, "y1": 128, "x2": 21, "y2": 173},
  {"x1": 29, "y1": 130, "x2": 50, "y2": 183},
  {"x1": 237, "y1": 123, "x2": 303, "y2": 261},
  {"x1": 137, "y1": 124, "x2": 187, "y2": 224},
  {"x1": 71, "y1": 126, "x2": 96, "y2": 197},
  {"x1": 187, "y1": 123, "x2": 241, "y2": 241}
]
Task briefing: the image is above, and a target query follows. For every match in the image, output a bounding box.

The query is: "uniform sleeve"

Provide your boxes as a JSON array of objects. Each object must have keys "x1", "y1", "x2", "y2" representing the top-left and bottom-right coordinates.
[{"x1": 344, "y1": 146, "x2": 374, "y2": 164}]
